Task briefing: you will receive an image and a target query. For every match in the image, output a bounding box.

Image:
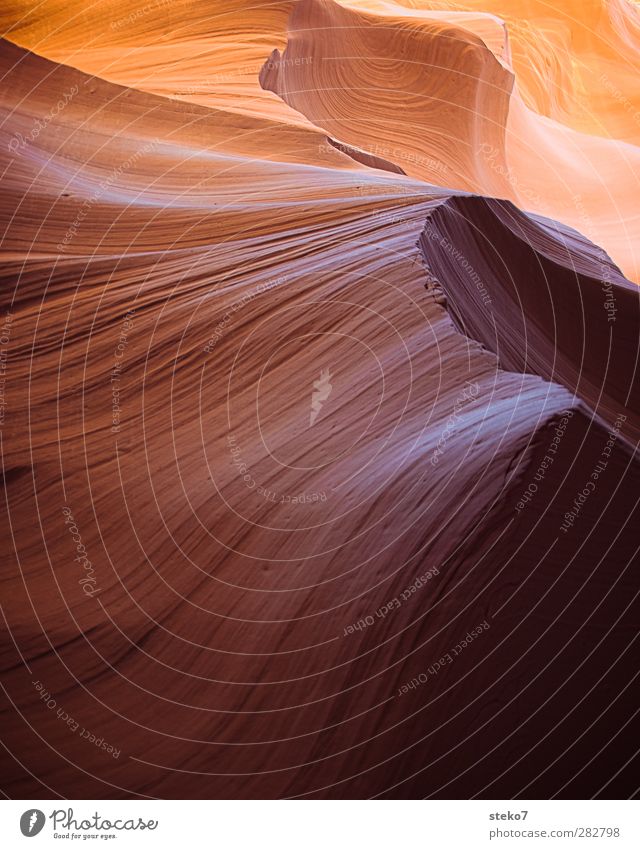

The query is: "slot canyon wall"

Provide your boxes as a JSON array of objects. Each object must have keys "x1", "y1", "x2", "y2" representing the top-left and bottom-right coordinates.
[{"x1": 1, "y1": 0, "x2": 639, "y2": 798}]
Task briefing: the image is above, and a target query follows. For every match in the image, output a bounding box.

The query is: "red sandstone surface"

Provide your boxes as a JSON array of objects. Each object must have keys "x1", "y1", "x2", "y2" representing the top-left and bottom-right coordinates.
[{"x1": 1, "y1": 0, "x2": 638, "y2": 799}]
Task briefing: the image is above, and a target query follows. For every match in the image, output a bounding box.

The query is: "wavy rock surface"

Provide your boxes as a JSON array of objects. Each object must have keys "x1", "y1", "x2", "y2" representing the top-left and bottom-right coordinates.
[
  {"x1": 1, "y1": 0, "x2": 639, "y2": 800},
  {"x1": 260, "y1": 0, "x2": 640, "y2": 282},
  {"x1": 420, "y1": 196, "x2": 640, "y2": 440}
]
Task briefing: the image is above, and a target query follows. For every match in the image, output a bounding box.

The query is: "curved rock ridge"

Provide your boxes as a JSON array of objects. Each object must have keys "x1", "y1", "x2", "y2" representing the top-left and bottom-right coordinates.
[
  {"x1": 4, "y1": 0, "x2": 638, "y2": 274},
  {"x1": 0, "y1": 0, "x2": 639, "y2": 802},
  {"x1": 259, "y1": 0, "x2": 515, "y2": 197},
  {"x1": 259, "y1": 0, "x2": 640, "y2": 282},
  {"x1": 7, "y1": 0, "x2": 637, "y2": 142},
  {"x1": 0, "y1": 0, "x2": 302, "y2": 123},
  {"x1": 344, "y1": 0, "x2": 640, "y2": 142},
  {"x1": 419, "y1": 195, "x2": 640, "y2": 441}
]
